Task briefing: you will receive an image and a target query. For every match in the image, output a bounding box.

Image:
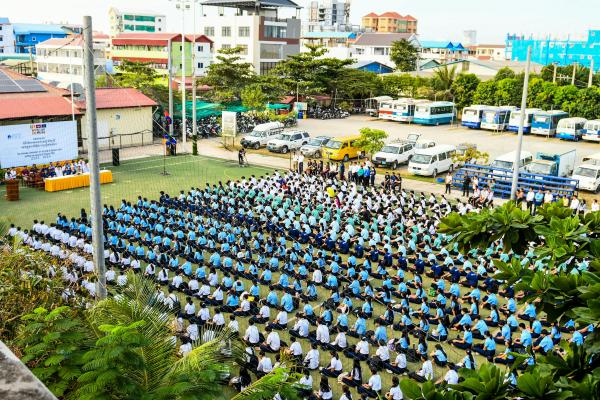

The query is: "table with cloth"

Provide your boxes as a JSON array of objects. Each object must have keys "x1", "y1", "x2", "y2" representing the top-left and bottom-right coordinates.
[{"x1": 44, "y1": 170, "x2": 113, "y2": 192}]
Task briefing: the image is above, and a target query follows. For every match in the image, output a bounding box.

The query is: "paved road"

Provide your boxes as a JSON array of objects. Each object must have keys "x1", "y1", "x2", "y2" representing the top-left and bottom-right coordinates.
[{"x1": 296, "y1": 115, "x2": 600, "y2": 165}]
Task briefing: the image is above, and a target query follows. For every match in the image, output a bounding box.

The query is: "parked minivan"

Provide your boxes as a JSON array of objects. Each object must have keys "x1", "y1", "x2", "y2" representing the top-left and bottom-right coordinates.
[
  {"x1": 408, "y1": 145, "x2": 457, "y2": 176},
  {"x1": 240, "y1": 122, "x2": 285, "y2": 149},
  {"x1": 321, "y1": 135, "x2": 361, "y2": 161}
]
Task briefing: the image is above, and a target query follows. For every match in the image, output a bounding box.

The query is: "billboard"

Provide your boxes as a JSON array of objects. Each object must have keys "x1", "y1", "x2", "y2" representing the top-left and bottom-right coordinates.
[
  {"x1": 221, "y1": 111, "x2": 237, "y2": 137},
  {"x1": 0, "y1": 121, "x2": 78, "y2": 168}
]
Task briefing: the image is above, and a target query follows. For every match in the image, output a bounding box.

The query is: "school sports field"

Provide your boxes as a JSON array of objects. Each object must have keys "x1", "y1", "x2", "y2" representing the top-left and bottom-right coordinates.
[{"x1": 0, "y1": 155, "x2": 273, "y2": 230}]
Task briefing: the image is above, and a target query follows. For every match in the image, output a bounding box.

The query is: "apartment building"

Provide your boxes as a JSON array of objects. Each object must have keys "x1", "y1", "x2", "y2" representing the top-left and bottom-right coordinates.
[
  {"x1": 467, "y1": 44, "x2": 507, "y2": 61},
  {"x1": 200, "y1": 0, "x2": 301, "y2": 75},
  {"x1": 419, "y1": 41, "x2": 468, "y2": 63},
  {"x1": 0, "y1": 18, "x2": 15, "y2": 54},
  {"x1": 361, "y1": 12, "x2": 418, "y2": 34},
  {"x1": 109, "y1": 7, "x2": 166, "y2": 36},
  {"x1": 36, "y1": 35, "x2": 107, "y2": 92},
  {"x1": 305, "y1": 0, "x2": 353, "y2": 33},
  {"x1": 12, "y1": 23, "x2": 67, "y2": 54}
]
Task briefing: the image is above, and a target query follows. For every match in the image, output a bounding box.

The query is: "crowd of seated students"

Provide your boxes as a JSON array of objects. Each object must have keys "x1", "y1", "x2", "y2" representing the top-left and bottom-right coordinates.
[{"x1": 8, "y1": 168, "x2": 595, "y2": 399}]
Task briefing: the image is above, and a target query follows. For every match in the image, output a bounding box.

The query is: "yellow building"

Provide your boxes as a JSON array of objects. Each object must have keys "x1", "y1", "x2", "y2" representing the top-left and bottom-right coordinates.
[
  {"x1": 361, "y1": 12, "x2": 417, "y2": 34},
  {"x1": 78, "y1": 88, "x2": 157, "y2": 151}
]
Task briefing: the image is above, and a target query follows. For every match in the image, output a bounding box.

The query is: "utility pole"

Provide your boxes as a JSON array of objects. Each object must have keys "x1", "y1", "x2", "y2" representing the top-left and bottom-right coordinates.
[
  {"x1": 192, "y1": 0, "x2": 197, "y2": 150},
  {"x1": 181, "y1": 5, "x2": 187, "y2": 146},
  {"x1": 571, "y1": 62, "x2": 577, "y2": 86},
  {"x1": 168, "y1": 39, "x2": 174, "y2": 136},
  {"x1": 589, "y1": 59, "x2": 595, "y2": 88},
  {"x1": 552, "y1": 63, "x2": 557, "y2": 84},
  {"x1": 83, "y1": 16, "x2": 107, "y2": 300},
  {"x1": 510, "y1": 45, "x2": 531, "y2": 201}
]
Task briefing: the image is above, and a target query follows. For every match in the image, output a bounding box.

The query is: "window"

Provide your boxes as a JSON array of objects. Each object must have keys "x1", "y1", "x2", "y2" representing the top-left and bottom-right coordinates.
[
  {"x1": 260, "y1": 61, "x2": 278, "y2": 75},
  {"x1": 198, "y1": 62, "x2": 203, "y2": 68},
  {"x1": 204, "y1": 27, "x2": 214, "y2": 36},
  {"x1": 239, "y1": 26, "x2": 250, "y2": 37},
  {"x1": 222, "y1": 26, "x2": 231, "y2": 37},
  {"x1": 439, "y1": 152, "x2": 447, "y2": 161},
  {"x1": 197, "y1": 45, "x2": 203, "y2": 52},
  {"x1": 221, "y1": 44, "x2": 231, "y2": 50},
  {"x1": 238, "y1": 44, "x2": 248, "y2": 55},
  {"x1": 264, "y1": 25, "x2": 286, "y2": 39},
  {"x1": 260, "y1": 43, "x2": 282, "y2": 59}
]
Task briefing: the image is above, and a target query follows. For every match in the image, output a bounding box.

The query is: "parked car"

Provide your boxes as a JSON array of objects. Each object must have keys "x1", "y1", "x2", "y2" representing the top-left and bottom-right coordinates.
[
  {"x1": 300, "y1": 136, "x2": 331, "y2": 158},
  {"x1": 372, "y1": 141, "x2": 415, "y2": 169},
  {"x1": 240, "y1": 122, "x2": 284, "y2": 149},
  {"x1": 266, "y1": 130, "x2": 310, "y2": 153}
]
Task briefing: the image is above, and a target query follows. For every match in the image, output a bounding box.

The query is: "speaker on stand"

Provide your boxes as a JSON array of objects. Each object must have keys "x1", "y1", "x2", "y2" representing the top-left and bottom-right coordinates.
[{"x1": 112, "y1": 148, "x2": 120, "y2": 166}]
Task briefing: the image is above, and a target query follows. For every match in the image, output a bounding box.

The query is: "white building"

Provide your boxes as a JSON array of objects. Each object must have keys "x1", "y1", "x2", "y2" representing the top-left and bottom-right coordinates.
[
  {"x1": 187, "y1": 35, "x2": 214, "y2": 76},
  {"x1": 306, "y1": 0, "x2": 351, "y2": 32},
  {"x1": 200, "y1": 0, "x2": 301, "y2": 75},
  {"x1": 35, "y1": 36, "x2": 107, "y2": 92},
  {"x1": 0, "y1": 18, "x2": 15, "y2": 54},
  {"x1": 109, "y1": 7, "x2": 166, "y2": 36},
  {"x1": 466, "y1": 44, "x2": 507, "y2": 61}
]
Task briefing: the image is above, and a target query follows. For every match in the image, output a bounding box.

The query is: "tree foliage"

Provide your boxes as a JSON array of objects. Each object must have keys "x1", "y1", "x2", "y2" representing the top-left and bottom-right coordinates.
[
  {"x1": 354, "y1": 127, "x2": 388, "y2": 158},
  {"x1": 241, "y1": 85, "x2": 268, "y2": 111},
  {"x1": 390, "y1": 39, "x2": 418, "y2": 72},
  {"x1": 472, "y1": 80, "x2": 498, "y2": 105},
  {"x1": 201, "y1": 46, "x2": 256, "y2": 103},
  {"x1": 451, "y1": 74, "x2": 480, "y2": 110}
]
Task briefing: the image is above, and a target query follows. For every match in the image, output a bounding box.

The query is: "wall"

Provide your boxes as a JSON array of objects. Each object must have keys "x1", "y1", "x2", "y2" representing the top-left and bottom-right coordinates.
[
  {"x1": 80, "y1": 107, "x2": 154, "y2": 151},
  {"x1": 15, "y1": 32, "x2": 66, "y2": 54},
  {"x1": 0, "y1": 22, "x2": 15, "y2": 53}
]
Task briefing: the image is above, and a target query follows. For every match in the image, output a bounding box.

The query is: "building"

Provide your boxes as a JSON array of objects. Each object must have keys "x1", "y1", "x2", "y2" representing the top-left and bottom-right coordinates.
[
  {"x1": 12, "y1": 23, "x2": 67, "y2": 54},
  {"x1": 0, "y1": 18, "x2": 15, "y2": 54},
  {"x1": 507, "y1": 30, "x2": 600, "y2": 71},
  {"x1": 419, "y1": 41, "x2": 468, "y2": 63},
  {"x1": 350, "y1": 32, "x2": 419, "y2": 65},
  {"x1": 416, "y1": 59, "x2": 544, "y2": 80},
  {"x1": 0, "y1": 67, "x2": 81, "y2": 132},
  {"x1": 466, "y1": 44, "x2": 506, "y2": 61},
  {"x1": 306, "y1": 0, "x2": 351, "y2": 32},
  {"x1": 301, "y1": 31, "x2": 356, "y2": 48},
  {"x1": 76, "y1": 88, "x2": 157, "y2": 151},
  {"x1": 109, "y1": 7, "x2": 166, "y2": 36},
  {"x1": 35, "y1": 36, "x2": 107, "y2": 92},
  {"x1": 199, "y1": 0, "x2": 301, "y2": 75},
  {"x1": 109, "y1": 33, "x2": 213, "y2": 77},
  {"x1": 350, "y1": 60, "x2": 393, "y2": 74},
  {"x1": 361, "y1": 12, "x2": 418, "y2": 34}
]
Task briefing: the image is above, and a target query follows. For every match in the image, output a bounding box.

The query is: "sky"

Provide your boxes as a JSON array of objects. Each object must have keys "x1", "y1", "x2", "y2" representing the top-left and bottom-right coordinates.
[{"x1": 2, "y1": 0, "x2": 599, "y2": 43}]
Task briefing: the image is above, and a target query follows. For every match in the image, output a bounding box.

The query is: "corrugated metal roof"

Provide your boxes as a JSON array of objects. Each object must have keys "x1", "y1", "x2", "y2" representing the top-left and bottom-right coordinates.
[
  {"x1": 353, "y1": 33, "x2": 416, "y2": 47},
  {"x1": 0, "y1": 97, "x2": 79, "y2": 119},
  {"x1": 76, "y1": 88, "x2": 157, "y2": 110},
  {"x1": 12, "y1": 23, "x2": 66, "y2": 35},
  {"x1": 201, "y1": 0, "x2": 300, "y2": 8}
]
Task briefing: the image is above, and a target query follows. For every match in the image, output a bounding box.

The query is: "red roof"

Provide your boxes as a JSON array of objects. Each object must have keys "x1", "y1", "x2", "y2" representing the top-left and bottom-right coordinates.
[
  {"x1": 380, "y1": 12, "x2": 403, "y2": 18},
  {"x1": 185, "y1": 34, "x2": 214, "y2": 44},
  {"x1": 76, "y1": 88, "x2": 157, "y2": 110},
  {"x1": 112, "y1": 33, "x2": 188, "y2": 46},
  {"x1": 403, "y1": 15, "x2": 417, "y2": 21},
  {"x1": 0, "y1": 97, "x2": 80, "y2": 120},
  {"x1": 364, "y1": 12, "x2": 379, "y2": 18}
]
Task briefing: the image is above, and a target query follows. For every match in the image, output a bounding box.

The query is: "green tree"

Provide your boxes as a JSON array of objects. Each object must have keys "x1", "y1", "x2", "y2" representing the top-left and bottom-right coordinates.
[
  {"x1": 431, "y1": 65, "x2": 457, "y2": 100},
  {"x1": 553, "y1": 85, "x2": 579, "y2": 113},
  {"x1": 354, "y1": 127, "x2": 388, "y2": 159},
  {"x1": 451, "y1": 73, "x2": 480, "y2": 111},
  {"x1": 527, "y1": 78, "x2": 557, "y2": 110},
  {"x1": 390, "y1": 39, "x2": 419, "y2": 72},
  {"x1": 495, "y1": 78, "x2": 522, "y2": 106},
  {"x1": 571, "y1": 87, "x2": 600, "y2": 119},
  {"x1": 331, "y1": 68, "x2": 383, "y2": 100},
  {"x1": 241, "y1": 84, "x2": 268, "y2": 111},
  {"x1": 494, "y1": 66, "x2": 516, "y2": 81},
  {"x1": 473, "y1": 80, "x2": 498, "y2": 105},
  {"x1": 201, "y1": 46, "x2": 256, "y2": 102}
]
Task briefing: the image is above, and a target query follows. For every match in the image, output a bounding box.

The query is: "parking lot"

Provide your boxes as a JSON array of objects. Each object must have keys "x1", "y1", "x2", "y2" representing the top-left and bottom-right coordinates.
[{"x1": 295, "y1": 115, "x2": 600, "y2": 166}]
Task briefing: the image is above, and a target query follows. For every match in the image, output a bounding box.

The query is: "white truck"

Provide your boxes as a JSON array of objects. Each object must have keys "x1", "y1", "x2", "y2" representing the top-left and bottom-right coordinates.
[
  {"x1": 572, "y1": 153, "x2": 600, "y2": 192},
  {"x1": 525, "y1": 150, "x2": 576, "y2": 177}
]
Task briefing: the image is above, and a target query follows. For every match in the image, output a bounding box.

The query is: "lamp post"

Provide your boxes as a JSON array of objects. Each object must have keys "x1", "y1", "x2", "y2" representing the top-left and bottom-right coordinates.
[{"x1": 171, "y1": 0, "x2": 192, "y2": 147}]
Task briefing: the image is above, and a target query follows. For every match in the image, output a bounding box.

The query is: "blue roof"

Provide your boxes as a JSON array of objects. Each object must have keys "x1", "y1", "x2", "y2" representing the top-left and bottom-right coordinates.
[
  {"x1": 420, "y1": 40, "x2": 465, "y2": 51},
  {"x1": 350, "y1": 60, "x2": 393, "y2": 70},
  {"x1": 303, "y1": 31, "x2": 356, "y2": 39},
  {"x1": 12, "y1": 23, "x2": 66, "y2": 35},
  {"x1": 0, "y1": 18, "x2": 10, "y2": 24}
]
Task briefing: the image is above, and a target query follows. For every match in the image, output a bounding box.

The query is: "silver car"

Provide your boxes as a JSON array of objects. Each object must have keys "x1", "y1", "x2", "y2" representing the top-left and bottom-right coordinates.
[{"x1": 300, "y1": 136, "x2": 332, "y2": 158}]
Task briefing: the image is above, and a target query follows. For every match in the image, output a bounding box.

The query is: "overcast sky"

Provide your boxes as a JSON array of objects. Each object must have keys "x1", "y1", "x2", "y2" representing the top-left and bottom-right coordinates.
[{"x1": 3, "y1": 0, "x2": 599, "y2": 43}]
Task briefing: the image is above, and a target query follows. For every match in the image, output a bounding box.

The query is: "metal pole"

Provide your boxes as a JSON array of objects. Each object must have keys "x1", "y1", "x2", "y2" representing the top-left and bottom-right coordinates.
[
  {"x1": 83, "y1": 16, "x2": 107, "y2": 300},
  {"x1": 510, "y1": 45, "x2": 531, "y2": 201},
  {"x1": 552, "y1": 63, "x2": 557, "y2": 84},
  {"x1": 192, "y1": 0, "x2": 197, "y2": 148},
  {"x1": 589, "y1": 59, "x2": 594, "y2": 88},
  {"x1": 69, "y1": 52, "x2": 75, "y2": 121},
  {"x1": 168, "y1": 39, "x2": 174, "y2": 136},
  {"x1": 181, "y1": 5, "x2": 187, "y2": 146},
  {"x1": 571, "y1": 62, "x2": 577, "y2": 86}
]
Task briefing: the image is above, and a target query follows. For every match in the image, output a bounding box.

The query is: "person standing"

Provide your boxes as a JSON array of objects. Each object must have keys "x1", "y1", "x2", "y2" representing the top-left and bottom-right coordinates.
[
  {"x1": 339, "y1": 161, "x2": 345, "y2": 181},
  {"x1": 292, "y1": 152, "x2": 299, "y2": 172},
  {"x1": 370, "y1": 166, "x2": 376, "y2": 186},
  {"x1": 526, "y1": 188, "x2": 535, "y2": 213},
  {"x1": 445, "y1": 172, "x2": 453, "y2": 194},
  {"x1": 462, "y1": 174, "x2": 471, "y2": 197},
  {"x1": 298, "y1": 153, "x2": 305, "y2": 175}
]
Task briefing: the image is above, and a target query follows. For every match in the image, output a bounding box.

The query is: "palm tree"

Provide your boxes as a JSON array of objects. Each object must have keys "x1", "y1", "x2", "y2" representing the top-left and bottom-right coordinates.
[{"x1": 432, "y1": 65, "x2": 458, "y2": 100}]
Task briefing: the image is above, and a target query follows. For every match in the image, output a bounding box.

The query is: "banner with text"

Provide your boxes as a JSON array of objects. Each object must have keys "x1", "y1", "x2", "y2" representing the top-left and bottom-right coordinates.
[{"x1": 0, "y1": 121, "x2": 78, "y2": 168}]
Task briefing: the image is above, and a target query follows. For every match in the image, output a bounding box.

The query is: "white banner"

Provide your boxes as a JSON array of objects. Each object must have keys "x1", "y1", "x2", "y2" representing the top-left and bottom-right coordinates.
[
  {"x1": 221, "y1": 111, "x2": 237, "y2": 138},
  {"x1": 0, "y1": 121, "x2": 78, "y2": 168}
]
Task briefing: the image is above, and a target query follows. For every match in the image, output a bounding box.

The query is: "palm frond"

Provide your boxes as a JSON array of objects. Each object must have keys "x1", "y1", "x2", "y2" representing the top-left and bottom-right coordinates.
[{"x1": 231, "y1": 356, "x2": 303, "y2": 400}]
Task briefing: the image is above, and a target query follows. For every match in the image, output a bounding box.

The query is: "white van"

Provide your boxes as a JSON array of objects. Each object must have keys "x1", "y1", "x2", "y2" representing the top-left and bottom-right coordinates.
[
  {"x1": 408, "y1": 145, "x2": 457, "y2": 176},
  {"x1": 571, "y1": 153, "x2": 600, "y2": 192},
  {"x1": 490, "y1": 151, "x2": 533, "y2": 175},
  {"x1": 240, "y1": 122, "x2": 285, "y2": 149}
]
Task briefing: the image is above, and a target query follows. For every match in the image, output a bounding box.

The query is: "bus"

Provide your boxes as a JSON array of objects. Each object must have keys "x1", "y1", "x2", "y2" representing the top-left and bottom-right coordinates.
[
  {"x1": 377, "y1": 100, "x2": 396, "y2": 120},
  {"x1": 366, "y1": 96, "x2": 393, "y2": 116},
  {"x1": 461, "y1": 105, "x2": 489, "y2": 129},
  {"x1": 391, "y1": 98, "x2": 428, "y2": 123},
  {"x1": 480, "y1": 106, "x2": 517, "y2": 131},
  {"x1": 531, "y1": 110, "x2": 569, "y2": 136},
  {"x1": 556, "y1": 117, "x2": 587, "y2": 141},
  {"x1": 582, "y1": 120, "x2": 600, "y2": 142},
  {"x1": 413, "y1": 101, "x2": 456, "y2": 125},
  {"x1": 507, "y1": 108, "x2": 540, "y2": 133}
]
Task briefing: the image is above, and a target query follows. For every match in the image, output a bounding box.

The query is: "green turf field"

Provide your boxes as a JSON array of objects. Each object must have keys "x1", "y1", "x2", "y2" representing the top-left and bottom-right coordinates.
[{"x1": 0, "y1": 155, "x2": 273, "y2": 229}]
